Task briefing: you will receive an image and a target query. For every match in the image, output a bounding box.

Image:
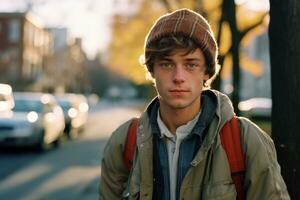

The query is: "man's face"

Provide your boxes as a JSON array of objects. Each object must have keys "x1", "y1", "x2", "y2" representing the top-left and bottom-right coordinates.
[{"x1": 152, "y1": 48, "x2": 209, "y2": 110}]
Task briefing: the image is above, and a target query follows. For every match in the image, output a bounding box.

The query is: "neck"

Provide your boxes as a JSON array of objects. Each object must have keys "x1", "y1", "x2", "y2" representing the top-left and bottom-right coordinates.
[{"x1": 159, "y1": 97, "x2": 201, "y2": 134}]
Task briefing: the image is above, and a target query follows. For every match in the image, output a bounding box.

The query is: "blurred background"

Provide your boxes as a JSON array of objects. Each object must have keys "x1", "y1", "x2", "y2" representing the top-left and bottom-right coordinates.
[
  {"x1": 0, "y1": 0, "x2": 299, "y2": 199},
  {"x1": 0, "y1": 0, "x2": 270, "y2": 103}
]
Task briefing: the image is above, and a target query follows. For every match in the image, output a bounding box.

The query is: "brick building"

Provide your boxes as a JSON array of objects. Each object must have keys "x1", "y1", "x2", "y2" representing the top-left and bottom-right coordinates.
[{"x1": 0, "y1": 12, "x2": 53, "y2": 90}]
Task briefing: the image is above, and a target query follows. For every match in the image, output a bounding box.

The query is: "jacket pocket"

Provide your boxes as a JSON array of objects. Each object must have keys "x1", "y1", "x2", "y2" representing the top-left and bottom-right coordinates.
[{"x1": 202, "y1": 181, "x2": 236, "y2": 200}]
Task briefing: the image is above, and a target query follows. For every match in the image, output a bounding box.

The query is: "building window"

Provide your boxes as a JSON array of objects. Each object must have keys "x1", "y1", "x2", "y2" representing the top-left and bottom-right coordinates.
[{"x1": 9, "y1": 19, "x2": 20, "y2": 43}]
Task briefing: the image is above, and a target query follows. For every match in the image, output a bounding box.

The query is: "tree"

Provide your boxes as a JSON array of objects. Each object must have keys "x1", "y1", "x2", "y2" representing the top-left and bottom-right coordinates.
[
  {"x1": 215, "y1": 1, "x2": 267, "y2": 114},
  {"x1": 222, "y1": 0, "x2": 240, "y2": 114},
  {"x1": 269, "y1": 0, "x2": 300, "y2": 198}
]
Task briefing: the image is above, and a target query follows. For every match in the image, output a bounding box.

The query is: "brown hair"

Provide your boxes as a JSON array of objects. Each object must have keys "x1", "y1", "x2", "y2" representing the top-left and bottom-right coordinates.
[{"x1": 143, "y1": 35, "x2": 219, "y2": 87}]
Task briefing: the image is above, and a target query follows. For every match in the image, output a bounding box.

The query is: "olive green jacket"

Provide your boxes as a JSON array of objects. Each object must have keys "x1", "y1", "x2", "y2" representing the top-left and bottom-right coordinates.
[{"x1": 99, "y1": 90, "x2": 290, "y2": 200}]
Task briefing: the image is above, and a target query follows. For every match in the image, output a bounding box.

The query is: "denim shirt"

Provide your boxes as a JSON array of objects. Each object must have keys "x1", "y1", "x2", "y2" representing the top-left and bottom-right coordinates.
[
  {"x1": 157, "y1": 109, "x2": 200, "y2": 200},
  {"x1": 147, "y1": 92, "x2": 217, "y2": 200}
]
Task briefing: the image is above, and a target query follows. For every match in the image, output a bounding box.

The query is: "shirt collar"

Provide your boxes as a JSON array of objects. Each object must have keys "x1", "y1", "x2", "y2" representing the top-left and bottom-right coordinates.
[
  {"x1": 157, "y1": 109, "x2": 201, "y2": 139},
  {"x1": 147, "y1": 91, "x2": 217, "y2": 138}
]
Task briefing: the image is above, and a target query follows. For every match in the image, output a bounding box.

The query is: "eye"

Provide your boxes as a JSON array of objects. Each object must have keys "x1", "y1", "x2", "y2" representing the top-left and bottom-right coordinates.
[
  {"x1": 185, "y1": 63, "x2": 199, "y2": 70},
  {"x1": 160, "y1": 62, "x2": 174, "y2": 69}
]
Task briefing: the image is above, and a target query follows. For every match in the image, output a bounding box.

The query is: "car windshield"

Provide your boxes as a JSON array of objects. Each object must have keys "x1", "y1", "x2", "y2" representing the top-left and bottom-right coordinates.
[{"x1": 13, "y1": 99, "x2": 43, "y2": 113}]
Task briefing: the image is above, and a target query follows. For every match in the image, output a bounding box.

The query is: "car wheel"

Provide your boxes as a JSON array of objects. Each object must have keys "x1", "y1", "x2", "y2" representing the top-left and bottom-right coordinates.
[
  {"x1": 53, "y1": 131, "x2": 64, "y2": 148},
  {"x1": 78, "y1": 125, "x2": 85, "y2": 135},
  {"x1": 68, "y1": 128, "x2": 79, "y2": 140},
  {"x1": 36, "y1": 130, "x2": 50, "y2": 152},
  {"x1": 64, "y1": 122, "x2": 71, "y2": 137}
]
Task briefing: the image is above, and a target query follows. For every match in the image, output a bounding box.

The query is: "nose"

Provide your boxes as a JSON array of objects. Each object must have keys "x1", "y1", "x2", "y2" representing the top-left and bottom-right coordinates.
[{"x1": 173, "y1": 66, "x2": 185, "y2": 84}]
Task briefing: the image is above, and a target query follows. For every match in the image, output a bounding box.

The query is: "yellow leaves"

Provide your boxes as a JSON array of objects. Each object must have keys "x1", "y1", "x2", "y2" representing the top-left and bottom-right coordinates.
[
  {"x1": 202, "y1": 0, "x2": 222, "y2": 12},
  {"x1": 240, "y1": 52, "x2": 263, "y2": 77},
  {"x1": 180, "y1": 0, "x2": 196, "y2": 10},
  {"x1": 220, "y1": 54, "x2": 232, "y2": 79},
  {"x1": 221, "y1": 53, "x2": 264, "y2": 80},
  {"x1": 236, "y1": 5, "x2": 268, "y2": 31},
  {"x1": 209, "y1": 0, "x2": 268, "y2": 80},
  {"x1": 241, "y1": 15, "x2": 269, "y2": 47},
  {"x1": 107, "y1": 1, "x2": 166, "y2": 84},
  {"x1": 219, "y1": 21, "x2": 231, "y2": 56}
]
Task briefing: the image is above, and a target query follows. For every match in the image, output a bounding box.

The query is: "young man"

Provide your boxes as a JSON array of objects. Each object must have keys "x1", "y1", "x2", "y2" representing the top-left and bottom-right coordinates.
[{"x1": 99, "y1": 8, "x2": 290, "y2": 200}]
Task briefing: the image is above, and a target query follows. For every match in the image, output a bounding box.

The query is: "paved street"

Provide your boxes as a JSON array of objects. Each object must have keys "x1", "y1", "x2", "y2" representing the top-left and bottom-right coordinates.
[{"x1": 0, "y1": 100, "x2": 143, "y2": 200}]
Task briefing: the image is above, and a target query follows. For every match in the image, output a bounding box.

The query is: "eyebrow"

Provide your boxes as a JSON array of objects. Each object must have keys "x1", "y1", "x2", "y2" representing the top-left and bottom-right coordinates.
[
  {"x1": 159, "y1": 57, "x2": 203, "y2": 62},
  {"x1": 185, "y1": 58, "x2": 203, "y2": 62}
]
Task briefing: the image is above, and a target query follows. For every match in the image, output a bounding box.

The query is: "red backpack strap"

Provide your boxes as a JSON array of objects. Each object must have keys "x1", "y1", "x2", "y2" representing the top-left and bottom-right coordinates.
[
  {"x1": 220, "y1": 116, "x2": 246, "y2": 200},
  {"x1": 123, "y1": 118, "x2": 139, "y2": 171}
]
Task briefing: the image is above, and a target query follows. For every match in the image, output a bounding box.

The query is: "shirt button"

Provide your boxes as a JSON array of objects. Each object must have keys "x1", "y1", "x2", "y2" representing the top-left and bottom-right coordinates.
[
  {"x1": 140, "y1": 144, "x2": 144, "y2": 148},
  {"x1": 172, "y1": 147, "x2": 175, "y2": 153},
  {"x1": 139, "y1": 125, "x2": 143, "y2": 130}
]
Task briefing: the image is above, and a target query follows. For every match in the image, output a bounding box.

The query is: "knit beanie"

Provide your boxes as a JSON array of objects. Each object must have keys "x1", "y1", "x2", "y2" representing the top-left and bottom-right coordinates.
[{"x1": 145, "y1": 8, "x2": 218, "y2": 74}]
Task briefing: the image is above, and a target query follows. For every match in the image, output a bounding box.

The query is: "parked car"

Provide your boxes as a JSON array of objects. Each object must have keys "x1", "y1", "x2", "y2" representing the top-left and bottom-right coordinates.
[
  {"x1": 239, "y1": 97, "x2": 272, "y2": 134},
  {"x1": 0, "y1": 92, "x2": 65, "y2": 150},
  {"x1": 0, "y1": 83, "x2": 14, "y2": 112},
  {"x1": 239, "y1": 97, "x2": 271, "y2": 120},
  {"x1": 55, "y1": 93, "x2": 89, "y2": 138}
]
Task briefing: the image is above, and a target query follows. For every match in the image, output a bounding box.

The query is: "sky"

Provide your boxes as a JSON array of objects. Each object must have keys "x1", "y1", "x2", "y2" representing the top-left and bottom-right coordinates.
[{"x1": 0, "y1": 0, "x2": 269, "y2": 59}]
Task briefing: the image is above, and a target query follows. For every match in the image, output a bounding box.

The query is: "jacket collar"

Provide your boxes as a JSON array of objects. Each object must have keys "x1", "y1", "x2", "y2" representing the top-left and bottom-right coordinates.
[
  {"x1": 145, "y1": 90, "x2": 217, "y2": 140},
  {"x1": 138, "y1": 90, "x2": 235, "y2": 144}
]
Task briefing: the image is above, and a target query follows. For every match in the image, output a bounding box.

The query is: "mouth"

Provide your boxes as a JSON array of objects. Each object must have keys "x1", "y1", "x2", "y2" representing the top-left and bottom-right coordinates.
[{"x1": 169, "y1": 89, "x2": 189, "y2": 96}]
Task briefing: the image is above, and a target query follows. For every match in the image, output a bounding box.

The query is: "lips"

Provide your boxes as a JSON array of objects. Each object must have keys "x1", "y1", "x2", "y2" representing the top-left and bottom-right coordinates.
[{"x1": 169, "y1": 89, "x2": 189, "y2": 96}]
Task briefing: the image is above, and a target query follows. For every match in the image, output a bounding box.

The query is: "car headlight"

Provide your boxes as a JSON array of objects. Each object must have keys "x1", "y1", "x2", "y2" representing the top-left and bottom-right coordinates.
[
  {"x1": 27, "y1": 111, "x2": 39, "y2": 123},
  {"x1": 68, "y1": 108, "x2": 78, "y2": 118}
]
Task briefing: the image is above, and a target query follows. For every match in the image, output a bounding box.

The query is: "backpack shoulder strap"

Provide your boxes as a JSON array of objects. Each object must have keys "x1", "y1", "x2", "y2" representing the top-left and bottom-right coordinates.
[
  {"x1": 220, "y1": 116, "x2": 246, "y2": 200},
  {"x1": 123, "y1": 117, "x2": 139, "y2": 171}
]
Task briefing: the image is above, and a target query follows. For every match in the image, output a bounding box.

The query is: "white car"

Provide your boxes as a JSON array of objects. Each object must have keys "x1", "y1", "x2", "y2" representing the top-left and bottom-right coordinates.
[
  {"x1": 0, "y1": 92, "x2": 65, "y2": 150},
  {"x1": 238, "y1": 97, "x2": 272, "y2": 120},
  {"x1": 56, "y1": 93, "x2": 89, "y2": 138},
  {"x1": 0, "y1": 83, "x2": 14, "y2": 112}
]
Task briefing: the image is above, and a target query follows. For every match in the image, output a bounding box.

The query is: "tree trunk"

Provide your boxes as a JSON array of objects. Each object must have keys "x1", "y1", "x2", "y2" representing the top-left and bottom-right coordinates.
[
  {"x1": 269, "y1": 0, "x2": 300, "y2": 198},
  {"x1": 223, "y1": 0, "x2": 240, "y2": 115}
]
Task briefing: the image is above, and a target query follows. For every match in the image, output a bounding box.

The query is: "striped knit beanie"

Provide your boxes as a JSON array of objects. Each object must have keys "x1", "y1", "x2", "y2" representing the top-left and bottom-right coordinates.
[{"x1": 145, "y1": 8, "x2": 218, "y2": 74}]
